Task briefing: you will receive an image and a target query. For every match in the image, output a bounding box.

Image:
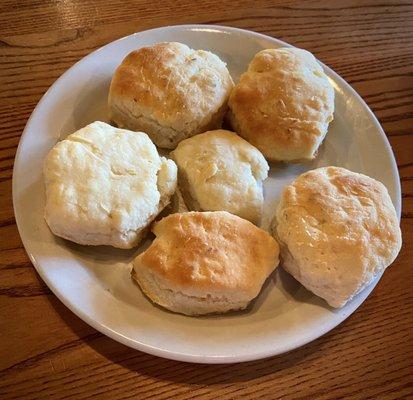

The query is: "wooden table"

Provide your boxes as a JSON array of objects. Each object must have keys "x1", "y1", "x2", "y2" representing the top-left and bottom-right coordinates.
[{"x1": 1, "y1": 1, "x2": 412, "y2": 398}]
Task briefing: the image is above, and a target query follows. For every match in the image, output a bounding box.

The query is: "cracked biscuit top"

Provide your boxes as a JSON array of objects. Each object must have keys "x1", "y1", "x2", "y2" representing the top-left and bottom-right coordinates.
[
  {"x1": 171, "y1": 129, "x2": 269, "y2": 224},
  {"x1": 43, "y1": 121, "x2": 177, "y2": 248},
  {"x1": 108, "y1": 42, "x2": 234, "y2": 149},
  {"x1": 228, "y1": 47, "x2": 335, "y2": 162}
]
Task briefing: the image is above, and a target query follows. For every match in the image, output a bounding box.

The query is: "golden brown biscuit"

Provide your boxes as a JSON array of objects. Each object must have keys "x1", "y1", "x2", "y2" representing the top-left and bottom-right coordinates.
[
  {"x1": 228, "y1": 47, "x2": 334, "y2": 162},
  {"x1": 132, "y1": 211, "x2": 280, "y2": 315},
  {"x1": 109, "y1": 42, "x2": 234, "y2": 149},
  {"x1": 274, "y1": 166, "x2": 401, "y2": 307}
]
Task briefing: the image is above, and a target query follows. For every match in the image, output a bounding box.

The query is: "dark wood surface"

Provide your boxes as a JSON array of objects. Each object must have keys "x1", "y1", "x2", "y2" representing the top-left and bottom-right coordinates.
[{"x1": 1, "y1": 1, "x2": 412, "y2": 399}]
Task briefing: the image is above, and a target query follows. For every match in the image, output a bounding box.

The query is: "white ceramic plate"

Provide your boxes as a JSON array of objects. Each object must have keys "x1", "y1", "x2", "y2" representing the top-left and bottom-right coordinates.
[{"x1": 13, "y1": 25, "x2": 401, "y2": 363}]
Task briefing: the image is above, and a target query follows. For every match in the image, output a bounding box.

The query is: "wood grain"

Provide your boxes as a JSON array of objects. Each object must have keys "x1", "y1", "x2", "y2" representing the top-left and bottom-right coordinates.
[{"x1": 0, "y1": 1, "x2": 412, "y2": 399}]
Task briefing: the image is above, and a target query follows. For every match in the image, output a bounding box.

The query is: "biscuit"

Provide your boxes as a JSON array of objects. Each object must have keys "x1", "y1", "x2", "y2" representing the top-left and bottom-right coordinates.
[
  {"x1": 273, "y1": 166, "x2": 402, "y2": 307},
  {"x1": 44, "y1": 121, "x2": 177, "y2": 248},
  {"x1": 171, "y1": 130, "x2": 269, "y2": 224},
  {"x1": 132, "y1": 211, "x2": 280, "y2": 315},
  {"x1": 109, "y1": 42, "x2": 234, "y2": 149},
  {"x1": 228, "y1": 47, "x2": 335, "y2": 162}
]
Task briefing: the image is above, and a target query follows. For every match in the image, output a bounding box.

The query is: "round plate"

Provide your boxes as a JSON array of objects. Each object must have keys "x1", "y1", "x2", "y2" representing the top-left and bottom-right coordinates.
[{"x1": 13, "y1": 25, "x2": 401, "y2": 363}]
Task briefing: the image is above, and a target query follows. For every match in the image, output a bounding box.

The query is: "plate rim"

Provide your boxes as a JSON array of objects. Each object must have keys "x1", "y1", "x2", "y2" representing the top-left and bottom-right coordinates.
[{"x1": 12, "y1": 24, "x2": 402, "y2": 364}]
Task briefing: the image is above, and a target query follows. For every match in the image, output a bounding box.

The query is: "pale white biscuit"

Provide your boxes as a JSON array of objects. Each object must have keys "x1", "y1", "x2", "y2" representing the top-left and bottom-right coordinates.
[
  {"x1": 171, "y1": 129, "x2": 269, "y2": 224},
  {"x1": 108, "y1": 42, "x2": 234, "y2": 149},
  {"x1": 44, "y1": 121, "x2": 177, "y2": 248},
  {"x1": 274, "y1": 166, "x2": 402, "y2": 307},
  {"x1": 132, "y1": 211, "x2": 280, "y2": 315},
  {"x1": 228, "y1": 47, "x2": 335, "y2": 162}
]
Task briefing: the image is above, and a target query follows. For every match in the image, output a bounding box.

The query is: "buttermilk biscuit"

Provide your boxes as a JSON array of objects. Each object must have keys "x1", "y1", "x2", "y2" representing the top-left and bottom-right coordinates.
[
  {"x1": 44, "y1": 121, "x2": 177, "y2": 248},
  {"x1": 108, "y1": 42, "x2": 234, "y2": 149},
  {"x1": 132, "y1": 211, "x2": 280, "y2": 315},
  {"x1": 171, "y1": 130, "x2": 269, "y2": 224},
  {"x1": 228, "y1": 47, "x2": 335, "y2": 162},
  {"x1": 273, "y1": 166, "x2": 401, "y2": 308}
]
